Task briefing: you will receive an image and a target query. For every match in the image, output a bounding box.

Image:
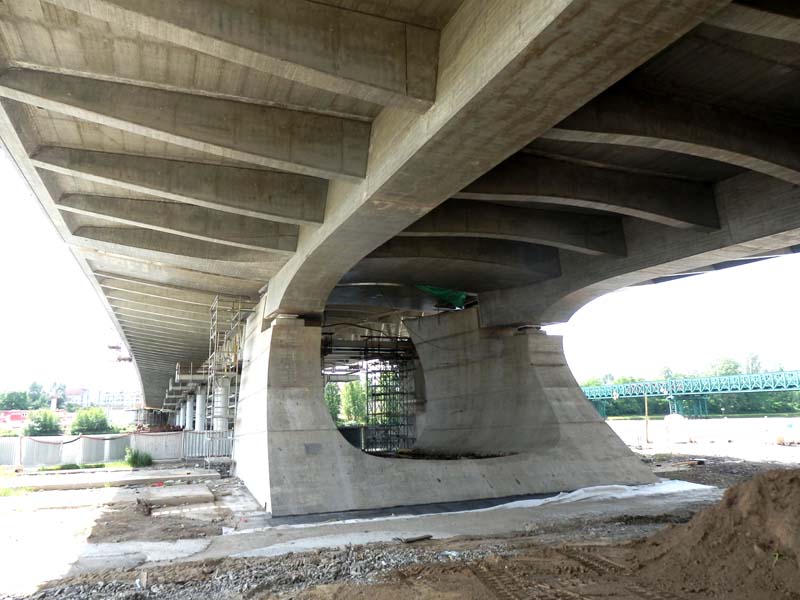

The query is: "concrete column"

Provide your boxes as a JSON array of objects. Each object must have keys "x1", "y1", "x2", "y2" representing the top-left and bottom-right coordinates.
[
  {"x1": 177, "y1": 402, "x2": 185, "y2": 428},
  {"x1": 195, "y1": 387, "x2": 207, "y2": 431},
  {"x1": 185, "y1": 396, "x2": 195, "y2": 433},
  {"x1": 212, "y1": 378, "x2": 230, "y2": 431}
]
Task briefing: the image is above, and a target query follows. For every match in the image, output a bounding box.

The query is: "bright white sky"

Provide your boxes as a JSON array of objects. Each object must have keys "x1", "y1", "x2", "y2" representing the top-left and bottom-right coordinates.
[
  {"x1": 0, "y1": 148, "x2": 140, "y2": 394},
  {"x1": 1, "y1": 148, "x2": 799, "y2": 394}
]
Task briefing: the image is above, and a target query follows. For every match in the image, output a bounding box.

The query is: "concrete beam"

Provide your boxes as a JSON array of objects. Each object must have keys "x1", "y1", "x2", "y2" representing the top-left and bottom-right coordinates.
[
  {"x1": 120, "y1": 324, "x2": 207, "y2": 343},
  {"x1": 124, "y1": 336, "x2": 205, "y2": 353},
  {"x1": 264, "y1": 0, "x2": 728, "y2": 317},
  {"x1": 114, "y1": 309, "x2": 209, "y2": 331},
  {"x1": 0, "y1": 69, "x2": 371, "y2": 179},
  {"x1": 479, "y1": 173, "x2": 800, "y2": 327},
  {"x1": 58, "y1": 194, "x2": 299, "y2": 253},
  {"x1": 116, "y1": 316, "x2": 208, "y2": 337},
  {"x1": 45, "y1": 0, "x2": 438, "y2": 111},
  {"x1": 104, "y1": 290, "x2": 211, "y2": 317},
  {"x1": 706, "y1": 2, "x2": 800, "y2": 43},
  {"x1": 108, "y1": 300, "x2": 209, "y2": 324},
  {"x1": 543, "y1": 87, "x2": 800, "y2": 185},
  {"x1": 455, "y1": 154, "x2": 719, "y2": 230},
  {"x1": 342, "y1": 238, "x2": 561, "y2": 293},
  {"x1": 83, "y1": 251, "x2": 261, "y2": 296},
  {"x1": 96, "y1": 273, "x2": 216, "y2": 307},
  {"x1": 400, "y1": 200, "x2": 626, "y2": 256},
  {"x1": 71, "y1": 227, "x2": 282, "y2": 280},
  {"x1": 33, "y1": 148, "x2": 326, "y2": 225}
]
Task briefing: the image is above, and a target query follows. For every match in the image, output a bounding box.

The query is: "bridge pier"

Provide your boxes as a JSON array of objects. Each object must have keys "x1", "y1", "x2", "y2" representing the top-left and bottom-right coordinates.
[{"x1": 234, "y1": 305, "x2": 653, "y2": 516}]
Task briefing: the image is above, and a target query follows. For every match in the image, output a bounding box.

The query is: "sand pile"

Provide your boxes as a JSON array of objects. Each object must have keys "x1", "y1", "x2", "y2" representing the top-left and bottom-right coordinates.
[{"x1": 634, "y1": 469, "x2": 800, "y2": 599}]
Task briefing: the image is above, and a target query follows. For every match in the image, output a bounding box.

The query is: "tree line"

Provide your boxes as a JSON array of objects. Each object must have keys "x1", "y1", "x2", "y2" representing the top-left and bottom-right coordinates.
[
  {"x1": 582, "y1": 355, "x2": 800, "y2": 417},
  {"x1": 324, "y1": 381, "x2": 367, "y2": 425},
  {"x1": 0, "y1": 382, "x2": 68, "y2": 411}
]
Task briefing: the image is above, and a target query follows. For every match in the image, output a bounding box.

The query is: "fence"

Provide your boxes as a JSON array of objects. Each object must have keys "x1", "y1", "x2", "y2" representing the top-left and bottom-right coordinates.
[{"x1": 0, "y1": 431, "x2": 232, "y2": 467}]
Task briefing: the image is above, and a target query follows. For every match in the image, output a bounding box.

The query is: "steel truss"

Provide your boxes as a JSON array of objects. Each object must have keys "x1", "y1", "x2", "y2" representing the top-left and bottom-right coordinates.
[{"x1": 582, "y1": 370, "x2": 800, "y2": 400}]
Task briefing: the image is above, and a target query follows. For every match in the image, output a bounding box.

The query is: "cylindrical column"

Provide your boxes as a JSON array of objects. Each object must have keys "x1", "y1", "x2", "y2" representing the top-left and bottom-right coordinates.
[
  {"x1": 195, "y1": 387, "x2": 207, "y2": 431},
  {"x1": 212, "y1": 377, "x2": 230, "y2": 431},
  {"x1": 177, "y1": 402, "x2": 185, "y2": 428},
  {"x1": 185, "y1": 396, "x2": 195, "y2": 432}
]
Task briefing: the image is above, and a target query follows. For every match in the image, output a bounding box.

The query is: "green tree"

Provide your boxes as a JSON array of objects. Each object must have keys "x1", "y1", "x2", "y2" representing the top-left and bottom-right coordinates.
[
  {"x1": 24, "y1": 410, "x2": 62, "y2": 436},
  {"x1": 745, "y1": 354, "x2": 762, "y2": 374},
  {"x1": 27, "y1": 382, "x2": 48, "y2": 410},
  {"x1": 710, "y1": 358, "x2": 741, "y2": 377},
  {"x1": 324, "y1": 383, "x2": 342, "y2": 423},
  {"x1": 341, "y1": 381, "x2": 367, "y2": 424},
  {"x1": 50, "y1": 383, "x2": 67, "y2": 409},
  {"x1": 70, "y1": 407, "x2": 115, "y2": 435},
  {"x1": 0, "y1": 391, "x2": 29, "y2": 410}
]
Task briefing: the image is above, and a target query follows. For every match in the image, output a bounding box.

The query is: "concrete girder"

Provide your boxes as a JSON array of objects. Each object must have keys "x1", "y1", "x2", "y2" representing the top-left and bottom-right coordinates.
[
  {"x1": 104, "y1": 291, "x2": 210, "y2": 318},
  {"x1": 120, "y1": 326, "x2": 207, "y2": 345},
  {"x1": 84, "y1": 251, "x2": 261, "y2": 296},
  {"x1": 74, "y1": 235, "x2": 277, "y2": 285},
  {"x1": 543, "y1": 87, "x2": 800, "y2": 186},
  {"x1": 58, "y1": 194, "x2": 299, "y2": 253},
  {"x1": 120, "y1": 322, "x2": 206, "y2": 340},
  {"x1": 706, "y1": 2, "x2": 800, "y2": 43},
  {"x1": 125, "y1": 337, "x2": 206, "y2": 354},
  {"x1": 342, "y1": 238, "x2": 561, "y2": 293},
  {"x1": 44, "y1": 0, "x2": 438, "y2": 112},
  {"x1": 107, "y1": 300, "x2": 209, "y2": 324},
  {"x1": 72, "y1": 224, "x2": 285, "y2": 267},
  {"x1": 326, "y1": 285, "x2": 442, "y2": 313},
  {"x1": 454, "y1": 154, "x2": 720, "y2": 230},
  {"x1": 117, "y1": 320, "x2": 207, "y2": 340},
  {"x1": 113, "y1": 309, "x2": 209, "y2": 331},
  {"x1": 33, "y1": 147, "x2": 326, "y2": 225},
  {"x1": 95, "y1": 273, "x2": 217, "y2": 307},
  {"x1": 0, "y1": 69, "x2": 371, "y2": 180},
  {"x1": 263, "y1": 0, "x2": 729, "y2": 318},
  {"x1": 479, "y1": 173, "x2": 800, "y2": 327},
  {"x1": 400, "y1": 200, "x2": 626, "y2": 256}
]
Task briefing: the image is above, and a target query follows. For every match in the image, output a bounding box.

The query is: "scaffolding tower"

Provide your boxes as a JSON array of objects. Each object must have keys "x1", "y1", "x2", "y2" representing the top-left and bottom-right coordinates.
[
  {"x1": 363, "y1": 336, "x2": 417, "y2": 453},
  {"x1": 207, "y1": 295, "x2": 249, "y2": 431}
]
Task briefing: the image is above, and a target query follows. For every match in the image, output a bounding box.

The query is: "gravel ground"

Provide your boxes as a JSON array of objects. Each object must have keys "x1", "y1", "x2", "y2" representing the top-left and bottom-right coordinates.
[
  {"x1": 10, "y1": 542, "x2": 513, "y2": 600},
  {"x1": 646, "y1": 453, "x2": 796, "y2": 488}
]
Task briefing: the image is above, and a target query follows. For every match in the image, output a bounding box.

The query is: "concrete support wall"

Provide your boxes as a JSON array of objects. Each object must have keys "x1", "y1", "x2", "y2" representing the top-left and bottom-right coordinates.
[{"x1": 234, "y1": 304, "x2": 654, "y2": 516}]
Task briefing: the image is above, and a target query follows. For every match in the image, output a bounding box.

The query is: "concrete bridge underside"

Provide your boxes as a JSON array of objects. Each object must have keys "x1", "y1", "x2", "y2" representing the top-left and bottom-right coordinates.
[{"x1": 1, "y1": 0, "x2": 799, "y2": 514}]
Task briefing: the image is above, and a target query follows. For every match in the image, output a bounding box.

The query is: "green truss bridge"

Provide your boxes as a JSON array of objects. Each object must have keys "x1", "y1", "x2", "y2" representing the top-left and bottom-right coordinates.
[{"x1": 581, "y1": 371, "x2": 800, "y2": 418}]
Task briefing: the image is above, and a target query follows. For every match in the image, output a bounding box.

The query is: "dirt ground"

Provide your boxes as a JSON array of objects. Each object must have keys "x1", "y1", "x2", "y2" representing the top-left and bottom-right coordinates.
[{"x1": 10, "y1": 457, "x2": 800, "y2": 599}]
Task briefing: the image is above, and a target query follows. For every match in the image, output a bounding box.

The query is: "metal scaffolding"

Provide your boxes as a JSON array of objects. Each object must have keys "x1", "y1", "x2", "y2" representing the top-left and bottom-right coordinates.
[
  {"x1": 362, "y1": 336, "x2": 417, "y2": 453},
  {"x1": 207, "y1": 295, "x2": 250, "y2": 431}
]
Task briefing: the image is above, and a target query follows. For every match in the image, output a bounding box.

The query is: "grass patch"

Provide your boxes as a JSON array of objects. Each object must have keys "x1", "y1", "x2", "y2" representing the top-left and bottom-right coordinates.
[
  {"x1": 38, "y1": 463, "x2": 106, "y2": 472},
  {"x1": 125, "y1": 447, "x2": 153, "y2": 468},
  {"x1": 0, "y1": 487, "x2": 31, "y2": 496}
]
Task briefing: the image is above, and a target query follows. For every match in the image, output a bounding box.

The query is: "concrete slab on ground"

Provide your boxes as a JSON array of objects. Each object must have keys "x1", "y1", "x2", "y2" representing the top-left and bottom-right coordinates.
[
  {"x1": 1, "y1": 467, "x2": 220, "y2": 490},
  {"x1": 0, "y1": 483, "x2": 213, "y2": 511}
]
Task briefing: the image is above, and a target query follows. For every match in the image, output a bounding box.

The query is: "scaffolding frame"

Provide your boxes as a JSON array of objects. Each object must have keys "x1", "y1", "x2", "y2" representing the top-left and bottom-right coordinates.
[
  {"x1": 206, "y1": 295, "x2": 249, "y2": 431},
  {"x1": 362, "y1": 336, "x2": 417, "y2": 453}
]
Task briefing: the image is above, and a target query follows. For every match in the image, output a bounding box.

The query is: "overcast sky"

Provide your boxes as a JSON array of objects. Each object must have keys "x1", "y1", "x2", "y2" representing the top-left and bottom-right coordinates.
[{"x1": 1, "y1": 149, "x2": 799, "y2": 394}]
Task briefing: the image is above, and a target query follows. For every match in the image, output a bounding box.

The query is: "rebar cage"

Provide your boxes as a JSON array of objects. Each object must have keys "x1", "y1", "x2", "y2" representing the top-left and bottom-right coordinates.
[{"x1": 363, "y1": 336, "x2": 417, "y2": 452}]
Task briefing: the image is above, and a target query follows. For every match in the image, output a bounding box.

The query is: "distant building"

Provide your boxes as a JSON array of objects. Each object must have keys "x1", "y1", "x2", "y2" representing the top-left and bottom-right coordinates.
[
  {"x1": 65, "y1": 388, "x2": 91, "y2": 407},
  {"x1": 0, "y1": 410, "x2": 28, "y2": 430}
]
